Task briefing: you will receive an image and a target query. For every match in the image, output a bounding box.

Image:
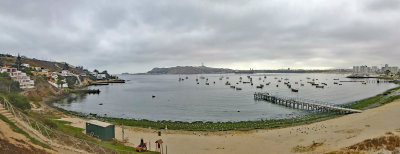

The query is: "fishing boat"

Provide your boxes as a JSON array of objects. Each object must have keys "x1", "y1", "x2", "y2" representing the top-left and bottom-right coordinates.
[
  {"x1": 362, "y1": 82, "x2": 367, "y2": 85},
  {"x1": 230, "y1": 86, "x2": 235, "y2": 88},
  {"x1": 333, "y1": 78, "x2": 339, "y2": 80},
  {"x1": 243, "y1": 82, "x2": 251, "y2": 84},
  {"x1": 256, "y1": 84, "x2": 264, "y2": 89},
  {"x1": 266, "y1": 82, "x2": 271, "y2": 85},
  {"x1": 291, "y1": 88, "x2": 298, "y2": 92},
  {"x1": 300, "y1": 84, "x2": 304, "y2": 86},
  {"x1": 334, "y1": 82, "x2": 338, "y2": 84},
  {"x1": 236, "y1": 87, "x2": 242, "y2": 90},
  {"x1": 205, "y1": 83, "x2": 209, "y2": 85},
  {"x1": 225, "y1": 81, "x2": 231, "y2": 85},
  {"x1": 316, "y1": 85, "x2": 324, "y2": 88}
]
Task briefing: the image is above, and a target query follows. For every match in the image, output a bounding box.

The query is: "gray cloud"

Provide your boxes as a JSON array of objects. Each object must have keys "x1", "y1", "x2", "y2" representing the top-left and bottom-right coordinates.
[{"x1": 0, "y1": 0, "x2": 399, "y2": 73}]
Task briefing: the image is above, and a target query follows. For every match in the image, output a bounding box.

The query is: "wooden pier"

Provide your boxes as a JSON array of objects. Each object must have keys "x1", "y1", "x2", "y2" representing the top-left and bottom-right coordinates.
[{"x1": 254, "y1": 92, "x2": 362, "y2": 114}]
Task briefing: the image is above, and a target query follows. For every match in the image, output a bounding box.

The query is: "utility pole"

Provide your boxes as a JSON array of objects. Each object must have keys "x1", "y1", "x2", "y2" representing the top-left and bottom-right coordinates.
[{"x1": 122, "y1": 124, "x2": 124, "y2": 142}]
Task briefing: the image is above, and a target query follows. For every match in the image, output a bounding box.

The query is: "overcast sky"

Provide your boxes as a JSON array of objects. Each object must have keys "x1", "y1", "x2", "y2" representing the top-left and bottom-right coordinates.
[{"x1": 1, "y1": 0, "x2": 399, "y2": 73}]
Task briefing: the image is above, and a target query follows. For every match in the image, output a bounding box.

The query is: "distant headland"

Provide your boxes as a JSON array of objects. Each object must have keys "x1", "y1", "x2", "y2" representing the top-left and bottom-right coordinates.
[
  {"x1": 145, "y1": 66, "x2": 234, "y2": 74},
  {"x1": 137, "y1": 66, "x2": 351, "y2": 75}
]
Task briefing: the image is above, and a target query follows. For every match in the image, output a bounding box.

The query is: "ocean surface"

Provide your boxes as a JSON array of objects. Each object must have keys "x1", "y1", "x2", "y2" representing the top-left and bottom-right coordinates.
[{"x1": 54, "y1": 73, "x2": 397, "y2": 122}]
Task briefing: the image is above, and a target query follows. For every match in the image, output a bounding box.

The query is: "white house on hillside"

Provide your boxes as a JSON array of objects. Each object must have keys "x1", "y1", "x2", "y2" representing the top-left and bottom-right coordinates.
[{"x1": 1, "y1": 67, "x2": 35, "y2": 88}]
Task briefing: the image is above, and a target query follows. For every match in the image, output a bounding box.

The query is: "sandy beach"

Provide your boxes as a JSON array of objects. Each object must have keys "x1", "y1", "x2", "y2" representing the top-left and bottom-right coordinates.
[{"x1": 60, "y1": 99, "x2": 400, "y2": 154}]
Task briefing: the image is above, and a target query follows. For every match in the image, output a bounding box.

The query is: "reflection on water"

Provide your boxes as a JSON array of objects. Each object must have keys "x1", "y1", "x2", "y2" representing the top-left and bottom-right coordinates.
[{"x1": 54, "y1": 73, "x2": 397, "y2": 122}]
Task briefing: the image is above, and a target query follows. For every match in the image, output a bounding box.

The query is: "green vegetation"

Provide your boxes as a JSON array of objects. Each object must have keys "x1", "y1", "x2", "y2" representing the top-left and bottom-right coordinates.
[
  {"x1": 103, "y1": 113, "x2": 340, "y2": 131},
  {"x1": 0, "y1": 72, "x2": 31, "y2": 110},
  {"x1": 65, "y1": 76, "x2": 78, "y2": 88},
  {"x1": 5, "y1": 93, "x2": 31, "y2": 110},
  {"x1": 0, "y1": 113, "x2": 52, "y2": 149},
  {"x1": 347, "y1": 86, "x2": 400, "y2": 110},
  {"x1": 52, "y1": 105, "x2": 340, "y2": 131},
  {"x1": 0, "y1": 72, "x2": 21, "y2": 93}
]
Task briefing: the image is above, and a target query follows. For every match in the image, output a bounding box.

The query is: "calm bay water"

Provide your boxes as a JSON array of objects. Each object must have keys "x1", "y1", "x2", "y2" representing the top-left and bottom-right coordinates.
[{"x1": 54, "y1": 73, "x2": 397, "y2": 122}]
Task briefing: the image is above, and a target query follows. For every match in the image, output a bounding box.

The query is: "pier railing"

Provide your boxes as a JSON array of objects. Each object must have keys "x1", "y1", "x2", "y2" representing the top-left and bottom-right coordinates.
[{"x1": 254, "y1": 92, "x2": 362, "y2": 114}]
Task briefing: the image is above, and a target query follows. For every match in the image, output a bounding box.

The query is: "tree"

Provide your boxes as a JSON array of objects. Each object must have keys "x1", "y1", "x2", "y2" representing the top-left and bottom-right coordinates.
[
  {"x1": 56, "y1": 75, "x2": 65, "y2": 88},
  {"x1": 0, "y1": 72, "x2": 21, "y2": 93},
  {"x1": 16, "y1": 54, "x2": 22, "y2": 70},
  {"x1": 62, "y1": 63, "x2": 70, "y2": 70},
  {"x1": 385, "y1": 70, "x2": 391, "y2": 75},
  {"x1": 93, "y1": 69, "x2": 99, "y2": 73},
  {"x1": 101, "y1": 70, "x2": 111, "y2": 78}
]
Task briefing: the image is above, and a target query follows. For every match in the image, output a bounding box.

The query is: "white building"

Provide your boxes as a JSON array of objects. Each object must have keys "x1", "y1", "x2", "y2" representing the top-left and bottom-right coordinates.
[
  {"x1": 1, "y1": 67, "x2": 34, "y2": 88},
  {"x1": 97, "y1": 74, "x2": 106, "y2": 80},
  {"x1": 389, "y1": 67, "x2": 399, "y2": 74},
  {"x1": 21, "y1": 63, "x2": 30, "y2": 67},
  {"x1": 61, "y1": 70, "x2": 73, "y2": 77},
  {"x1": 34, "y1": 67, "x2": 42, "y2": 71}
]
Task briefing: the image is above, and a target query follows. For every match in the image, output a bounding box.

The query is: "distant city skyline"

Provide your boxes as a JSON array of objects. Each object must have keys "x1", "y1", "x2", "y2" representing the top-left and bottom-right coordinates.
[
  {"x1": 353, "y1": 64, "x2": 399, "y2": 74},
  {"x1": 1, "y1": 0, "x2": 400, "y2": 73}
]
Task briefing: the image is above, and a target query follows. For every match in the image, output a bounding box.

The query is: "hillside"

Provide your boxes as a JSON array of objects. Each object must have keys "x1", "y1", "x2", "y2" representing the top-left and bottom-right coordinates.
[
  {"x1": 146, "y1": 66, "x2": 234, "y2": 74},
  {"x1": 0, "y1": 54, "x2": 85, "y2": 74}
]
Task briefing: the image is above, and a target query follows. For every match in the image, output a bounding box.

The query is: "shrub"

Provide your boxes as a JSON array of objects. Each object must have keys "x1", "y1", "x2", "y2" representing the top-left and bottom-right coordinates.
[
  {"x1": 0, "y1": 72, "x2": 21, "y2": 93},
  {"x1": 43, "y1": 119, "x2": 58, "y2": 129},
  {"x1": 6, "y1": 93, "x2": 31, "y2": 110}
]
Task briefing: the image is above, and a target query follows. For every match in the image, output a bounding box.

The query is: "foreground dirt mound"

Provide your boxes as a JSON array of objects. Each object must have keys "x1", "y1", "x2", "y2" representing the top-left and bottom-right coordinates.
[
  {"x1": 345, "y1": 133, "x2": 400, "y2": 153},
  {"x1": 0, "y1": 118, "x2": 53, "y2": 154},
  {"x1": 0, "y1": 138, "x2": 50, "y2": 154}
]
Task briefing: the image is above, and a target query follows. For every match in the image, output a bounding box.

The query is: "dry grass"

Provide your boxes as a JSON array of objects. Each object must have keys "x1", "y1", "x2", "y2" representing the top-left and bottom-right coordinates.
[
  {"x1": 325, "y1": 150, "x2": 367, "y2": 154},
  {"x1": 346, "y1": 135, "x2": 400, "y2": 153},
  {"x1": 386, "y1": 131, "x2": 394, "y2": 135},
  {"x1": 292, "y1": 142, "x2": 324, "y2": 153}
]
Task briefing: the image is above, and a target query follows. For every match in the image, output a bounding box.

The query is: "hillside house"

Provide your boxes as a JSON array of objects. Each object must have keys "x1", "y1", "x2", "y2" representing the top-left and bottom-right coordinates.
[
  {"x1": 1, "y1": 66, "x2": 35, "y2": 88},
  {"x1": 96, "y1": 73, "x2": 107, "y2": 80}
]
